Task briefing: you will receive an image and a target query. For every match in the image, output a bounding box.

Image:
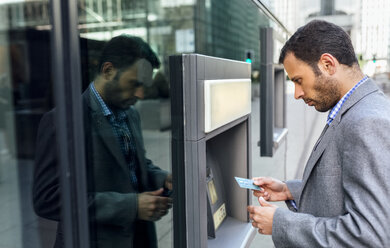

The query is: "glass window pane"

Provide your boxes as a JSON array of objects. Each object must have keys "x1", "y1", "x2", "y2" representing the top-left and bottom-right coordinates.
[
  {"x1": 0, "y1": 0, "x2": 59, "y2": 247},
  {"x1": 78, "y1": 0, "x2": 176, "y2": 247},
  {"x1": 75, "y1": 0, "x2": 289, "y2": 247}
]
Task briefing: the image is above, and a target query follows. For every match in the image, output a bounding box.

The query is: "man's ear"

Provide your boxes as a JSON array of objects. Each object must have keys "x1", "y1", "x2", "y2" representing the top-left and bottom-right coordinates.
[
  {"x1": 101, "y1": 62, "x2": 116, "y2": 80},
  {"x1": 318, "y1": 53, "x2": 338, "y2": 76}
]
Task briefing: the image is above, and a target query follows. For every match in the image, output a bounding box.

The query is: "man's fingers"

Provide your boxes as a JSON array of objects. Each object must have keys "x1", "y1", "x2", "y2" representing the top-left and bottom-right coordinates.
[
  {"x1": 255, "y1": 190, "x2": 265, "y2": 196},
  {"x1": 148, "y1": 188, "x2": 164, "y2": 196},
  {"x1": 262, "y1": 192, "x2": 271, "y2": 201},
  {"x1": 160, "y1": 209, "x2": 168, "y2": 216},
  {"x1": 252, "y1": 213, "x2": 265, "y2": 223},
  {"x1": 258, "y1": 197, "x2": 272, "y2": 207},
  {"x1": 253, "y1": 177, "x2": 273, "y2": 186},
  {"x1": 248, "y1": 206, "x2": 266, "y2": 232},
  {"x1": 248, "y1": 206, "x2": 264, "y2": 218},
  {"x1": 249, "y1": 214, "x2": 264, "y2": 230},
  {"x1": 145, "y1": 194, "x2": 173, "y2": 212},
  {"x1": 247, "y1": 205, "x2": 256, "y2": 214},
  {"x1": 253, "y1": 190, "x2": 271, "y2": 201},
  {"x1": 138, "y1": 191, "x2": 173, "y2": 221},
  {"x1": 252, "y1": 177, "x2": 265, "y2": 186},
  {"x1": 150, "y1": 197, "x2": 171, "y2": 211},
  {"x1": 247, "y1": 202, "x2": 275, "y2": 235}
]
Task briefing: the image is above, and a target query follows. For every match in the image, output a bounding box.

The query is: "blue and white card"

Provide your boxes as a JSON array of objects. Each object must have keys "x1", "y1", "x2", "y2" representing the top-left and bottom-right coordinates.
[{"x1": 234, "y1": 177, "x2": 262, "y2": 191}]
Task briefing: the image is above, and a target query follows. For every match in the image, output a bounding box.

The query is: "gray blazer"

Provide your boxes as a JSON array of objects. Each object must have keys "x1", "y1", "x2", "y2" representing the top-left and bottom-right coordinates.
[{"x1": 272, "y1": 79, "x2": 390, "y2": 247}]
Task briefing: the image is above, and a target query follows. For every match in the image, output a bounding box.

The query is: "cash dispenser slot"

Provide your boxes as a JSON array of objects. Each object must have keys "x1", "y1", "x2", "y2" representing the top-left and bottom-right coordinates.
[{"x1": 206, "y1": 121, "x2": 253, "y2": 247}]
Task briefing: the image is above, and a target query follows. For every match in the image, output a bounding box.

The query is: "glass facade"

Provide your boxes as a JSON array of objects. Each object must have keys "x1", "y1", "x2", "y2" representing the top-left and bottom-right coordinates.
[
  {"x1": 0, "y1": 0, "x2": 289, "y2": 247},
  {"x1": 196, "y1": 0, "x2": 269, "y2": 70},
  {"x1": 0, "y1": 0, "x2": 57, "y2": 247}
]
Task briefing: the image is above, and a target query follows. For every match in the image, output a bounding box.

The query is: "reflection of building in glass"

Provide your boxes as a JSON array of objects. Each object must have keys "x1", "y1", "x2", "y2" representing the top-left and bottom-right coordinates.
[
  {"x1": 299, "y1": 0, "x2": 390, "y2": 70},
  {"x1": 306, "y1": 0, "x2": 354, "y2": 36},
  {"x1": 1, "y1": 0, "x2": 50, "y2": 30},
  {"x1": 268, "y1": 0, "x2": 300, "y2": 34},
  {"x1": 0, "y1": 0, "x2": 284, "y2": 157},
  {"x1": 359, "y1": 0, "x2": 390, "y2": 61},
  {"x1": 76, "y1": 0, "x2": 271, "y2": 73},
  {"x1": 76, "y1": 0, "x2": 196, "y2": 81},
  {"x1": 196, "y1": 0, "x2": 269, "y2": 70},
  {"x1": 2, "y1": 0, "x2": 274, "y2": 74}
]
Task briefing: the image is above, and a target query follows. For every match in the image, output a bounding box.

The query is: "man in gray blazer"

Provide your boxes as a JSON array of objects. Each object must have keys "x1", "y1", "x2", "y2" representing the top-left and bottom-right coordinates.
[
  {"x1": 33, "y1": 35, "x2": 172, "y2": 247},
  {"x1": 248, "y1": 20, "x2": 390, "y2": 247}
]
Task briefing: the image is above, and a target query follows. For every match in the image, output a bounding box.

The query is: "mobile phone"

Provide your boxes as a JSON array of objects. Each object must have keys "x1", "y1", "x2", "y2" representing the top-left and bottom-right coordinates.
[{"x1": 162, "y1": 188, "x2": 173, "y2": 197}]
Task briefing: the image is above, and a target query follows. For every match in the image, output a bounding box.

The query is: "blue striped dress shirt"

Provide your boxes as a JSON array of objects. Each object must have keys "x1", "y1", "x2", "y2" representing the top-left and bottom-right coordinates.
[{"x1": 327, "y1": 75, "x2": 369, "y2": 125}]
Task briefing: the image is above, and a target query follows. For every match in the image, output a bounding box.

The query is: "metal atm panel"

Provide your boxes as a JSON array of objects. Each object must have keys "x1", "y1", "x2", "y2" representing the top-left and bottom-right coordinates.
[
  {"x1": 259, "y1": 27, "x2": 288, "y2": 157},
  {"x1": 170, "y1": 54, "x2": 256, "y2": 248}
]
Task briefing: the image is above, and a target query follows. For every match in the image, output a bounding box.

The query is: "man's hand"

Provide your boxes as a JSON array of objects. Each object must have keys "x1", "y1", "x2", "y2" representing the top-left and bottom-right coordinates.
[
  {"x1": 252, "y1": 177, "x2": 292, "y2": 202},
  {"x1": 137, "y1": 188, "x2": 172, "y2": 221},
  {"x1": 247, "y1": 197, "x2": 278, "y2": 235},
  {"x1": 164, "y1": 174, "x2": 172, "y2": 190}
]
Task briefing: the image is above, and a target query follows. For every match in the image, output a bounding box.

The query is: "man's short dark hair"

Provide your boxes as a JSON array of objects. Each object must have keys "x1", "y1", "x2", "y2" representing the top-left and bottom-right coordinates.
[
  {"x1": 98, "y1": 35, "x2": 160, "y2": 73},
  {"x1": 279, "y1": 20, "x2": 358, "y2": 75}
]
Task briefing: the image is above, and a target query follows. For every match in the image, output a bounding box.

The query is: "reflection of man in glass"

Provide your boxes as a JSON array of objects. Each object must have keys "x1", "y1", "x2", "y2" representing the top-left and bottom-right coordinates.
[{"x1": 33, "y1": 35, "x2": 172, "y2": 248}]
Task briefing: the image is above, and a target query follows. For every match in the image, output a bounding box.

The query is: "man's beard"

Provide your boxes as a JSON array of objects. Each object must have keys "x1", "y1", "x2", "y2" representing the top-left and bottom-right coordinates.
[
  {"x1": 102, "y1": 75, "x2": 136, "y2": 110},
  {"x1": 309, "y1": 74, "x2": 341, "y2": 112}
]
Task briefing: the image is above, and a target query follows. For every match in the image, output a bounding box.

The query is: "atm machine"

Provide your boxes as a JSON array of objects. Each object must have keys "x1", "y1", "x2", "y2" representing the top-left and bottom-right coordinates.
[{"x1": 170, "y1": 54, "x2": 256, "y2": 248}]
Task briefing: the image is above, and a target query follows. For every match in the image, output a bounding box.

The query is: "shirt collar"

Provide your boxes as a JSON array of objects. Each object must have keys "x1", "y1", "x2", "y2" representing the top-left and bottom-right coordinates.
[
  {"x1": 90, "y1": 83, "x2": 128, "y2": 121},
  {"x1": 327, "y1": 75, "x2": 368, "y2": 125},
  {"x1": 90, "y1": 82, "x2": 112, "y2": 117}
]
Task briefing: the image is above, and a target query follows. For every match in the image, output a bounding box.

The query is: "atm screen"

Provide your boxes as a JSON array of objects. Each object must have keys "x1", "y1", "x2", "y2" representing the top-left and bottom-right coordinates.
[{"x1": 206, "y1": 154, "x2": 227, "y2": 239}]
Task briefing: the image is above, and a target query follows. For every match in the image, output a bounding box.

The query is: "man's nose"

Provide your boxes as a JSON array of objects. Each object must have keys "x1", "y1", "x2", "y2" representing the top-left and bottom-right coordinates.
[
  {"x1": 294, "y1": 84, "x2": 304, "y2": 100},
  {"x1": 135, "y1": 86, "x2": 144, "y2": 99}
]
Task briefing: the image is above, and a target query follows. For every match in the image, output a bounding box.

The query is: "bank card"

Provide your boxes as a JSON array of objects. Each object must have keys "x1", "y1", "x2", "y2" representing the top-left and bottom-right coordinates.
[{"x1": 234, "y1": 177, "x2": 262, "y2": 191}]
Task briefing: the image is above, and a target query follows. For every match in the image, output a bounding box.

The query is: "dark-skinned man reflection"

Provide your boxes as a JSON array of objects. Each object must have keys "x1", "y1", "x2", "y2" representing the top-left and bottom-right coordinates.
[{"x1": 33, "y1": 35, "x2": 172, "y2": 248}]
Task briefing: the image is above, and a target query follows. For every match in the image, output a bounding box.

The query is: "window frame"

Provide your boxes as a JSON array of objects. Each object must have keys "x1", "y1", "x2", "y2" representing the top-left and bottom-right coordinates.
[{"x1": 50, "y1": 0, "x2": 90, "y2": 247}]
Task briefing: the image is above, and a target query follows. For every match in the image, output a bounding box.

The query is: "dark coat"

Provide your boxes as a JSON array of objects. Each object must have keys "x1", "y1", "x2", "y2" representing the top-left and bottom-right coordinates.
[{"x1": 33, "y1": 87, "x2": 168, "y2": 248}]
